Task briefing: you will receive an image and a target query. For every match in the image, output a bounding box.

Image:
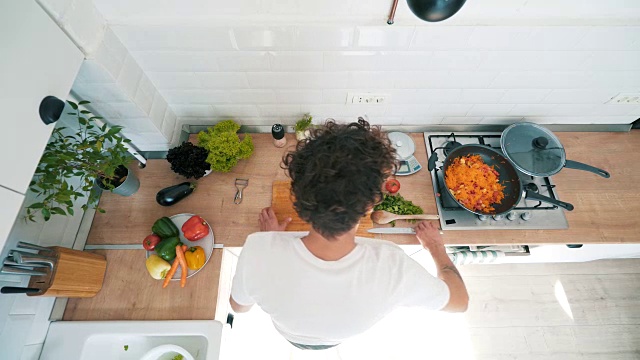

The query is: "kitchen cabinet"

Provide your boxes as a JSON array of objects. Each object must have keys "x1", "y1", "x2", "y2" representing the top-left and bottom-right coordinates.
[
  {"x1": 0, "y1": 0, "x2": 83, "y2": 195},
  {"x1": 0, "y1": 187, "x2": 25, "y2": 254}
]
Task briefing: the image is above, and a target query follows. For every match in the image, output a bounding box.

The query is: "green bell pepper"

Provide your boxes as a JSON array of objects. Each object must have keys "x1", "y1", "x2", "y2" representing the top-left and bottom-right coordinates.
[
  {"x1": 154, "y1": 236, "x2": 181, "y2": 261},
  {"x1": 152, "y1": 217, "x2": 179, "y2": 239}
]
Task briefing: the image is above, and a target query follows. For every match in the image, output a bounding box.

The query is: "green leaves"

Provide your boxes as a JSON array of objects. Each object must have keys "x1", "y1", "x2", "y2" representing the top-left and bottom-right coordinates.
[
  {"x1": 374, "y1": 193, "x2": 424, "y2": 227},
  {"x1": 25, "y1": 99, "x2": 133, "y2": 222},
  {"x1": 197, "y1": 120, "x2": 254, "y2": 173},
  {"x1": 28, "y1": 202, "x2": 45, "y2": 209},
  {"x1": 50, "y1": 207, "x2": 66, "y2": 215},
  {"x1": 42, "y1": 208, "x2": 51, "y2": 221},
  {"x1": 78, "y1": 100, "x2": 91, "y2": 105}
]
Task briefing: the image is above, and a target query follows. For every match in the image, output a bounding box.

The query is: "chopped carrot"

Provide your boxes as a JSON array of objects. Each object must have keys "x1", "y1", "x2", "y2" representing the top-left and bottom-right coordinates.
[
  {"x1": 445, "y1": 155, "x2": 506, "y2": 213},
  {"x1": 162, "y1": 257, "x2": 179, "y2": 288},
  {"x1": 175, "y1": 245, "x2": 188, "y2": 288}
]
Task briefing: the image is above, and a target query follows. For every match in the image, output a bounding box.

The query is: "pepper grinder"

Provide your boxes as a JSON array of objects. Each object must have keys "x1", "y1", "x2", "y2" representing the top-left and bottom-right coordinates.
[{"x1": 272, "y1": 124, "x2": 287, "y2": 148}]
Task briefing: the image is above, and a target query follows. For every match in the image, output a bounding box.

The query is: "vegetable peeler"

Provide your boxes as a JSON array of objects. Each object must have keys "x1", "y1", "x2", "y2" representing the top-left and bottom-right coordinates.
[{"x1": 234, "y1": 178, "x2": 248, "y2": 204}]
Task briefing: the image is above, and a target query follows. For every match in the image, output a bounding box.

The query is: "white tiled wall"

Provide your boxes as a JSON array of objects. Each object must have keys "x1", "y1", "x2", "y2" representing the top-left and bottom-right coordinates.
[
  {"x1": 37, "y1": 0, "x2": 180, "y2": 151},
  {"x1": 70, "y1": 28, "x2": 180, "y2": 151},
  {"x1": 97, "y1": 20, "x2": 640, "y2": 128},
  {"x1": 47, "y1": 0, "x2": 640, "y2": 149}
]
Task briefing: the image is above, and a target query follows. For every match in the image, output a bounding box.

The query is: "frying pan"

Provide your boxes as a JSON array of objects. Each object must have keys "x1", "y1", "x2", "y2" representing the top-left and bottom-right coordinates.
[
  {"x1": 500, "y1": 122, "x2": 610, "y2": 178},
  {"x1": 443, "y1": 145, "x2": 574, "y2": 216}
]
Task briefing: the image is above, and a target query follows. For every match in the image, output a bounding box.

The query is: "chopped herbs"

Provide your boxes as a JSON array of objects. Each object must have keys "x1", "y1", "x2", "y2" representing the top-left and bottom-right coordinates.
[{"x1": 374, "y1": 193, "x2": 424, "y2": 226}]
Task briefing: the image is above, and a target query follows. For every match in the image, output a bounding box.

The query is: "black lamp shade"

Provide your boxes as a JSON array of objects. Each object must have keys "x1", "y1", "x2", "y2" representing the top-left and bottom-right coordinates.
[
  {"x1": 407, "y1": 0, "x2": 467, "y2": 22},
  {"x1": 39, "y1": 95, "x2": 65, "y2": 125}
]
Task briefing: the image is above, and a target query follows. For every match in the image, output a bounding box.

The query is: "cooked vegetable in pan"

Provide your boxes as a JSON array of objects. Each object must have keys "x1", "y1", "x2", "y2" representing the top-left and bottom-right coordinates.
[{"x1": 445, "y1": 155, "x2": 506, "y2": 213}]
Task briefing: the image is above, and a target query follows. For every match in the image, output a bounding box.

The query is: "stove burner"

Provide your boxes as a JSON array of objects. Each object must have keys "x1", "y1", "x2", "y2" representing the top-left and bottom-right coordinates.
[
  {"x1": 426, "y1": 132, "x2": 568, "y2": 230},
  {"x1": 443, "y1": 141, "x2": 461, "y2": 156}
]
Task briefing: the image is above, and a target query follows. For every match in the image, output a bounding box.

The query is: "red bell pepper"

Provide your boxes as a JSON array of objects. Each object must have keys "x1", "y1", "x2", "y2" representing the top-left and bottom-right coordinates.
[{"x1": 181, "y1": 215, "x2": 209, "y2": 241}]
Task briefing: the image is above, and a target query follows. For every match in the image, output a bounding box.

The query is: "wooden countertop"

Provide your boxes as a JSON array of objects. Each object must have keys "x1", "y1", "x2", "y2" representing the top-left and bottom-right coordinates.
[
  {"x1": 64, "y1": 130, "x2": 640, "y2": 321},
  {"x1": 84, "y1": 131, "x2": 640, "y2": 247}
]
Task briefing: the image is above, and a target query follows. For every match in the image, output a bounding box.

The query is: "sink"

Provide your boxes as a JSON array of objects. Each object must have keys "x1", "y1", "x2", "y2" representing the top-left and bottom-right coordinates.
[{"x1": 40, "y1": 320, "x2": 226, "y2": 360}]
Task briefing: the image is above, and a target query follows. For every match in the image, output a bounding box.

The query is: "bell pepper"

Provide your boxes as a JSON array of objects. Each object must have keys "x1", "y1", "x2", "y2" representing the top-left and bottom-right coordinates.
[
  {"x1": 152, "y1": 217, "x2": 179, "y2": 239},
  {"x1": 154, "y1": 236, "x2": 181, "y2": 261},
  {"x1": 145, "y1": 254, "x2": 171, "y2": 280},
  {"x1": 184, "y1": 246, "x2": 206, "y2": 270},
  {"x1": 181, "y1": 215, "x2": 210, "y2": 241}
]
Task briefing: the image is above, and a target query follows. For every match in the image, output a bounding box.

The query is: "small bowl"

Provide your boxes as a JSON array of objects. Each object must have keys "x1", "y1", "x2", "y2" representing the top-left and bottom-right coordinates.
[{"x1": 140, "y1": 344, "x2": 195, "y2": 360}]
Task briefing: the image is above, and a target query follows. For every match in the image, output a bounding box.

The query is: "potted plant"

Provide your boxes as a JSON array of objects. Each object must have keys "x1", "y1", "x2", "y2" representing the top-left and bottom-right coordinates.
[
  {"x1": 294, "y1": 113, "x2": 313, "y2": 141},
  {"x1": 26, "y1": 100, "x2": 138, "y2": 222},
  {"x1": 166, "y1": 142, "x2": 211, "y2": 179},
  {"x1": 197, "y1": 120, "x2": 254, "y2": 173}
]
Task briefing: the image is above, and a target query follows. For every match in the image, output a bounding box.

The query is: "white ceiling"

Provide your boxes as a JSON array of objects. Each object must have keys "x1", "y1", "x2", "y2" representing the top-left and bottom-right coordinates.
[{"x1": 93, "y1": 0, "x2": 640, "y2": 26}]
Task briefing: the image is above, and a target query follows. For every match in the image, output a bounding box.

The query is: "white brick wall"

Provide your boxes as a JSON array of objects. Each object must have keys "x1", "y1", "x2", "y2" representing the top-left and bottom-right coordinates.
[
  {"x1": 70, "y1": 28, "x2": 180, "y2": 151},
  {"x1": 37, "y1": 0, "x2": 180, "y2": 151},
  {"x1": 97, "y1": 20, "x2": 640, "y2": 128}
]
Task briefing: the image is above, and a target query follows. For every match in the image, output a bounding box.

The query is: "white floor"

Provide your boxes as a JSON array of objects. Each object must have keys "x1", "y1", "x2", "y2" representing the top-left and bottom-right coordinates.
[{"x1": 220, "y1": 258, "x2": 640, "y2": 360}]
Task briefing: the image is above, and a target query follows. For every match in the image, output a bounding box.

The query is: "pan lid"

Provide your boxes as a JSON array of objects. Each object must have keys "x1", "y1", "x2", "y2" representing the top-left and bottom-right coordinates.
[{"x1": 500, "y1": 122, "x2": 566, "y2": 177}]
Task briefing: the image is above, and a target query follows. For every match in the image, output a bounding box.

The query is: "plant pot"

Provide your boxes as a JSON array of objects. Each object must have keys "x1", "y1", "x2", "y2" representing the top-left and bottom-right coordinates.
[
  {"x1": 296, "y1": 129, "x2": 311, "y2": 141},
  {"x1": 96, "y1": 165, "x2": 140, "y2": 197}
]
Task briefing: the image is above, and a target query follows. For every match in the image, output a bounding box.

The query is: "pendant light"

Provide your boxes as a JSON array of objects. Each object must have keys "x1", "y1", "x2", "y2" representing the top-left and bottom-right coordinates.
[{"x1": 387, "y1": 0, "x2": 466, "y2": 25}]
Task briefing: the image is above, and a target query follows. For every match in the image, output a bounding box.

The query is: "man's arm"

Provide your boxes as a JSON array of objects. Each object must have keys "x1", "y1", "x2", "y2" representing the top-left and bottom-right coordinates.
[
  {"x1": 229, "y1": 295, "x2": 253, "y2": 313},
  {"x1": 415, "y1": 221, "x2": 469, "y2": 313}
]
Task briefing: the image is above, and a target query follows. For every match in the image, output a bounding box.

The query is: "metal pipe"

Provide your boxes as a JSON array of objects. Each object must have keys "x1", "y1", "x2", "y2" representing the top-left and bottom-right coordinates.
[{"x1": 388, "y1": 0, "x2": 400, "y2": 25}]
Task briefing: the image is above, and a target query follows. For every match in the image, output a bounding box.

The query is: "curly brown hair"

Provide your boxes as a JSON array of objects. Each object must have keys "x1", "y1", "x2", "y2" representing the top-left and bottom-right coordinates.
[{"x1": 282, "y1": 118, "x2": 398, "y2": 239}]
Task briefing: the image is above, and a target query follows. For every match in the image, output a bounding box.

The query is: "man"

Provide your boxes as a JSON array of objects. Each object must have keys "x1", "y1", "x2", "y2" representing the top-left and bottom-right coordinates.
[{"x1": 230, "y1": 119, "x2": 469, "y2": 350}]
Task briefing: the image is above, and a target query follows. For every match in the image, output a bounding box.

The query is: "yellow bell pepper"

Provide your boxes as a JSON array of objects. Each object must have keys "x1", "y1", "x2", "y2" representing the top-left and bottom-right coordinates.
[
  {"x1": 185, "y1": 246, "x2": 206, "y2": 270},
  {"x1": 145, "y1": 254, "x2": 172, "y2": 280}
]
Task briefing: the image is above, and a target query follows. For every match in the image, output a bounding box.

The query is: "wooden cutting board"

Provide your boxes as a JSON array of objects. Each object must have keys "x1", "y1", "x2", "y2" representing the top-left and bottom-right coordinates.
[{"x1": 271, "y1": 180, "x2": 374, "y2": 238}]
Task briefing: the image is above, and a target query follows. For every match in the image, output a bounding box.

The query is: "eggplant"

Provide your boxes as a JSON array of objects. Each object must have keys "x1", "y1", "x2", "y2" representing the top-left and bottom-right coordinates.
[{"x1": 156, "y1": 182, "x2": 196, "y2": 206}]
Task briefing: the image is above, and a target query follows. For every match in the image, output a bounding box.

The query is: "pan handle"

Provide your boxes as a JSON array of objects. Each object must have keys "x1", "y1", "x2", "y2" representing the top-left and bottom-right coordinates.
[
  {"x1": 564, "y1": 160, "x2": 610, "y2": 178},
  {"x1": 427, "y1": 152, "x2": 439, "y2": 172},
  {"x1": 1, "y1": 287, "x2": 40, "y2": 294},
  {"x1": 525, "y1": 191, "x2": 574, "y2": 211}
]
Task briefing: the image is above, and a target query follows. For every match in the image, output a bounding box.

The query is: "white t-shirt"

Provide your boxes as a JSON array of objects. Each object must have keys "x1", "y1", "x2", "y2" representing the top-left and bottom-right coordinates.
[{"x1": 231, "y1": 232, "x2": 450, "y2": 346}]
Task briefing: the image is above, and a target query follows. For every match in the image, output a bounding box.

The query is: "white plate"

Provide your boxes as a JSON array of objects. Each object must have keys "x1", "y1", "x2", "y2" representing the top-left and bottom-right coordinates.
[{"x1": 146, "y1": 213, "x2": 214, "y2": 280}]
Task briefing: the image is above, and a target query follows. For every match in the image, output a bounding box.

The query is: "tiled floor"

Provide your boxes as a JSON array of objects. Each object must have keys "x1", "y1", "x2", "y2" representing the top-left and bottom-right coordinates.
[{"x1": 220, "y1": 258, "x2": 640, "y2": 360}]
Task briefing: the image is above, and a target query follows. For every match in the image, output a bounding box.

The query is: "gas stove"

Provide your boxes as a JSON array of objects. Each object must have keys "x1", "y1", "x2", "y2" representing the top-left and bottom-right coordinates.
[{"x1": 425, "y1": 132, "x2": 568, "y2": 230}]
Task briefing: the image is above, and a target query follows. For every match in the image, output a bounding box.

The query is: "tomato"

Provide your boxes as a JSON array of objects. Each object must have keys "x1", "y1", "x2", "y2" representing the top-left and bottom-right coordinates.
[
  {"x1": 385, "y1": 179, "x2": 401, "y2": 194},
  {"x1": 143, "y1": 234, "x2": 162, "y2": 251}
]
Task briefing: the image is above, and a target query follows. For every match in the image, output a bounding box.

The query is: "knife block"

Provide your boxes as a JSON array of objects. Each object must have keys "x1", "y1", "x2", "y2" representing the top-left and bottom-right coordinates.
[{"x1": 27, "y1": 246, "x2": 107, "y2": 298}]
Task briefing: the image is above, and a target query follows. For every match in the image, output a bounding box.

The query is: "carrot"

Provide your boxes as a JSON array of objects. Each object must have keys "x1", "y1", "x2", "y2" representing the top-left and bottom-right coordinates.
[
  {"x1": 163, "y1": 257, "x2": 180, "y2": 288},
  {"x1": 182, "y1": 244, "x2": 188, "y2": 252},
  {"x1": 175, "y1": 245, "x2": 188, "y2": 288},
  {"x1": 445, "y1": 155, "x2": 505, "y2": 213}
]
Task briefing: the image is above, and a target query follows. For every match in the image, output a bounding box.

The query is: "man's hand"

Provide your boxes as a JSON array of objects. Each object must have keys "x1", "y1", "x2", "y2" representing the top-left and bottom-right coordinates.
[
  {"x1": 415, "y1": 221, "x2": 444, "y2": 252},
  {"x1": 259, "y1": 207, "x2": 292, "y2": 231}
]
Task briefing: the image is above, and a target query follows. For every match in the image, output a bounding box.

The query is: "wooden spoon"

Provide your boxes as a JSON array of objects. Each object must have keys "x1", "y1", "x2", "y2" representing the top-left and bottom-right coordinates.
[{"x1": 370, "y1": 210, "x2": 439, "y2": 224}]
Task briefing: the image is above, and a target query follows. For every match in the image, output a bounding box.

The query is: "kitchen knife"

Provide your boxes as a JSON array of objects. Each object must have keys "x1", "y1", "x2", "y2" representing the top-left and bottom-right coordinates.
[
  {"x1": 17, "y1": 241, "x2": 54, "y2": 253},
  {"x1": 0, "y1": 266, "x2": 47, "y2": 276},
  {"x1": 10, "y1": 251, "x2": 55, "y2": 269},
  {"x1": 1, "y1": 287, "x2": 40, "y2": 294},
  {"x1": 368, "y1": 227, "x2": 416, "y2": 234},
  {"x1": 2, "y1": 260, "x2": 50, "y2": 268}
]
